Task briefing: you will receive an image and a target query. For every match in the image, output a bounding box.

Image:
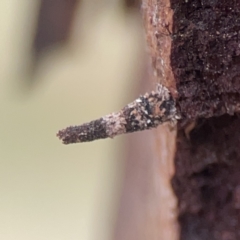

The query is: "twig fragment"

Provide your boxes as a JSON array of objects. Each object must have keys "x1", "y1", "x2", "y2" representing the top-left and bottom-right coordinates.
[{"x1": 57, "y1": 84, "x2": 179, "y2": 144}]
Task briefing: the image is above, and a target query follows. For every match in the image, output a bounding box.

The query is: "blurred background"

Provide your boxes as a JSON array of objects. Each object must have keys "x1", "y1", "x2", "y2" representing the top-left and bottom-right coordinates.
[{"x1": 0, "y1": 0, "x2": 146, "y2": 239}]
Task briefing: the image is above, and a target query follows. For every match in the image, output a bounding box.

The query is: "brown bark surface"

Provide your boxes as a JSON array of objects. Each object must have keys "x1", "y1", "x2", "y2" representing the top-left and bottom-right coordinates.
[
  {"x1": 114, "y1": 126, "x2": 178, "y2": 240},
  {"x1": 115, "y1": 0, "x2": 179, "y2": 239},
  {"x1": 170, "y1": 1, "x2": 240, "y2": 239}
]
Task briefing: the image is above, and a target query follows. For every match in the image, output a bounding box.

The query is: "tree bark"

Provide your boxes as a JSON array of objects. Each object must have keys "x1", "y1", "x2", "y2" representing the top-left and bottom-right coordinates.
[{"x1": 115, "y1": 0, "x2": 240, "y2": 239}]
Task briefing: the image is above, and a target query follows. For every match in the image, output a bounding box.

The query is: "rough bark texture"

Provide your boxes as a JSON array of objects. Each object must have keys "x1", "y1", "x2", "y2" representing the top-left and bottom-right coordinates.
[
  {"x1": 171, "y1": 0, "x2": 240, "y2": 121},
  {"x1": 173, "y1": 115, "x2": 240, "y2": 240},
  {"x1": 170, "y1": 1, "x2": 240, "y2": 239}
]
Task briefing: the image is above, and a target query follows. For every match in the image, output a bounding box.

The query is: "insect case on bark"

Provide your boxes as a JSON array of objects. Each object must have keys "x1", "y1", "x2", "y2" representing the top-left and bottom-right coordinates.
[{"x1": 57, "y1": 84, "x2": 180, "y2": 144}]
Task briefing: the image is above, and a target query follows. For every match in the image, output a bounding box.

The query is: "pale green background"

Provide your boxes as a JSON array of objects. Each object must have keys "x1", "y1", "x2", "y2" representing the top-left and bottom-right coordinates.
[{"x1": 0, "y1": 1, "x2": 144, "y2": 239}]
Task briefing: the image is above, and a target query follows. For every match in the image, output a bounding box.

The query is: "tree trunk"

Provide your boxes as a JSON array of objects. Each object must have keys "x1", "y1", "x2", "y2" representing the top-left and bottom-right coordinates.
[{"x1": 115, "y1": 0, "x2": 240, "y2": 239}]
